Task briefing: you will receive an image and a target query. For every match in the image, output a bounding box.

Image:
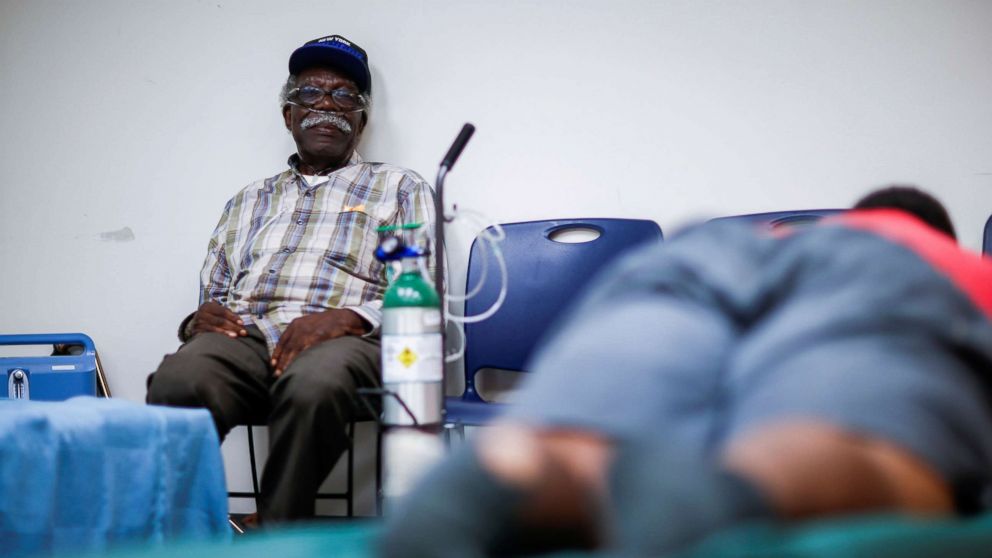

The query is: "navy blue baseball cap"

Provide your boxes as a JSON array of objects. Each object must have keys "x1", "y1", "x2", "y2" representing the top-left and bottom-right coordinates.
[{"x1": 289, "y1": 35, "x2": 371, "y2": 94}]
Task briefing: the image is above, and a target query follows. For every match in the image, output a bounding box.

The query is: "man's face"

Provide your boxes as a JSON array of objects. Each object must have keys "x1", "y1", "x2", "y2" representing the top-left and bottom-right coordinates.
[{"x1": 282, "y1": 66, "x2": 367, "y2": 170}]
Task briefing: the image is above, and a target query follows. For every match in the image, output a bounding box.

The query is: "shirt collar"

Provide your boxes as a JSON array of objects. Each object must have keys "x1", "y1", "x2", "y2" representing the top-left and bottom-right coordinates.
[{"x1": 287, "y1": 151, "x2": 363, "y2": 176}]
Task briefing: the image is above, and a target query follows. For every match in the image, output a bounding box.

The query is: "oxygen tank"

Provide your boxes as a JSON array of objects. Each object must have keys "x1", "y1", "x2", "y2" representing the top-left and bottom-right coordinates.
[
  {"x1": 380, "y1": 244, "x2": 443, "y2": 426},
  {"x1": 376, "y1": 224, "x2": 446, "y2": 507}
]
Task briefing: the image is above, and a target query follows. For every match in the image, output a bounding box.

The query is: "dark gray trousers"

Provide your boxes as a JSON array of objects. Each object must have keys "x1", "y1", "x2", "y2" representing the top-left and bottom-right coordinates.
[{"x1": 146, "y1": 327, "x2": 380, "y2": 522}]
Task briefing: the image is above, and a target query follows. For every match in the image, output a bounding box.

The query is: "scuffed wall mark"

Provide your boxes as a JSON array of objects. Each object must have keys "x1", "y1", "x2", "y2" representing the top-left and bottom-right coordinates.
[{"x1": 99, "y1": 227, "x2": 135, "y2": 242}]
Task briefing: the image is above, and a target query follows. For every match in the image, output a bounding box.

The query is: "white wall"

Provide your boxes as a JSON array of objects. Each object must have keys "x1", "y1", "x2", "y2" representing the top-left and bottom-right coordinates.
[{"x1": 2, "y1": 0, "x2": 990, "y2": 490}]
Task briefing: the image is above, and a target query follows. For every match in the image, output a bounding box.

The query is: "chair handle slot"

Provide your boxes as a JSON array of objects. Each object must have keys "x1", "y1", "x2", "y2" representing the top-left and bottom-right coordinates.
[{"x1": 547, "y1": 225, "x2": 603, "y2": 244}]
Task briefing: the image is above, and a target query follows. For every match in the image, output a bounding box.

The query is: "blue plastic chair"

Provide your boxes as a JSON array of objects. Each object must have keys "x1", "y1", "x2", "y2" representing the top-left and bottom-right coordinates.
[
  {"x1": 709, "y1": 209, "x2": 845, "y2": 229},
  {"x1": 983, "y1": 214, "x2": 992, "y2": 256},
  {"x1": 444, "y1": 218, "x2": 663, "y2": 431}
]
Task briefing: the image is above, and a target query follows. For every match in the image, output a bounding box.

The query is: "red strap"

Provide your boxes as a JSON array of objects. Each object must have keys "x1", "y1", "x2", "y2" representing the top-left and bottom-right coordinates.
[{"x1": 831, "y1": 209, "x2": 992, "y2": 319}]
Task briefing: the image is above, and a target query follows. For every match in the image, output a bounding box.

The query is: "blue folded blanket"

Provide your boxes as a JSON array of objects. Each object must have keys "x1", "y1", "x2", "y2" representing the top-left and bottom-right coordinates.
[{"x1": 0, "y1": 397, "x2": 230, "y2": 556}]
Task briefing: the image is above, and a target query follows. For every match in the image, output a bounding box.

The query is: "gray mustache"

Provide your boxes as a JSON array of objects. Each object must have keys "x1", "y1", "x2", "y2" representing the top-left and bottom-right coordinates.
[{"x1": 300, "y1": 112, "x2": 353, "y2": 134}]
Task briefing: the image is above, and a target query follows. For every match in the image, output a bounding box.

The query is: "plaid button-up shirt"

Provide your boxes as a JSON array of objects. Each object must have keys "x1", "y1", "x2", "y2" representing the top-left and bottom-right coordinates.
[{"x1": 199, "y1": 152, "x2": 437, "y2": 351}]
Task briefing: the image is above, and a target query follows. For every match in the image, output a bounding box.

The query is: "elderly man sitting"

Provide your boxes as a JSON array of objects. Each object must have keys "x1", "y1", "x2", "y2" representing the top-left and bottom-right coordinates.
[{"x1": 147, "y1": 35, "x2": 437, "y2": 525}]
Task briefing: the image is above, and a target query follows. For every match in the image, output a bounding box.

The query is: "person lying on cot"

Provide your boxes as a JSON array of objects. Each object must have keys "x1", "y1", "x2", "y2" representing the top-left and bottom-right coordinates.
[{"x1": 379, "y1": 186, "x2": 992, "y2": 557}]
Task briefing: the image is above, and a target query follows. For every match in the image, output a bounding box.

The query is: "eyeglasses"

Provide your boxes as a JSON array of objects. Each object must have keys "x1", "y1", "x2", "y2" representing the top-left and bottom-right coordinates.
[{"x1": 287, "y1": 86, "x2": 369, "y2": 112}]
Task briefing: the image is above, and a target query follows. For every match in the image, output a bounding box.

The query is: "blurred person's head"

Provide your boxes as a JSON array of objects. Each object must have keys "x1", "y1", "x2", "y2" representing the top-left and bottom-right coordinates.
[{"x1": 854, "y1": 185, "x2": 957, "y2": 240}]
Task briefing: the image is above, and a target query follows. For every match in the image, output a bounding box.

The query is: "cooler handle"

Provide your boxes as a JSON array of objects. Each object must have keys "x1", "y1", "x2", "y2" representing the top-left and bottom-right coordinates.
[{"x1": 0, "y1": 333, "x2": 96, "y2": 355}]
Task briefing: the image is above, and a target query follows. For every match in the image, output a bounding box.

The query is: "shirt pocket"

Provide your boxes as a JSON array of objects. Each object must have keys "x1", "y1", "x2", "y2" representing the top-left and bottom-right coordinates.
[{"x1": 321, "y1": 210, "x2": 385, "y2": 284}]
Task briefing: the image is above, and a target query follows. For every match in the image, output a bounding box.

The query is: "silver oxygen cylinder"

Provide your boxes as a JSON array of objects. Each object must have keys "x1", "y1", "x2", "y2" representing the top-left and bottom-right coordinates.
[
  {"x1": 380, "y1": 257, "x2": 445, "y2": 507},
  {"x1": 380, "y1": 257, "x2": 444, "y2": 425}
]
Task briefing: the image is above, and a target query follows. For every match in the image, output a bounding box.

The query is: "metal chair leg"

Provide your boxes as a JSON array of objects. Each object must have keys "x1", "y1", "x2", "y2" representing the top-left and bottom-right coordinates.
[
  {"x1": 247, "y1": 425, "x2": 260, "y2": 505},
  {"x1": 233, "y1": 419, "x2": 380, "y2": 518},
  {"x1": 94, "y1": 350, "x2": 112, "y2": 397},
  {"x1": 375, "y1": 426, "x2": 383, "y2": 516},
  {"x1": 346, "y1": 420, "x2": 355, "y2": 517}
]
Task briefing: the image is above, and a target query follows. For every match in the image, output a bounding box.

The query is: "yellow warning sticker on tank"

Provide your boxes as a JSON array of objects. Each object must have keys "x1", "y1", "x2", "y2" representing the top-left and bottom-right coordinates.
[
  {"x1": 398, "y1": 347, "x2": 417, "y2": 368},
  {"x1": 383, "y1": 334, "x2": 443, "y2": 383}
]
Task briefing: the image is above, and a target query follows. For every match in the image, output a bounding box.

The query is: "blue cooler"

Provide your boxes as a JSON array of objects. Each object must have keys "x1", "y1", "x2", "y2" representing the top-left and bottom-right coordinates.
[{"x1": 1, "y1": 333, "x2": 99, "y2": 400}]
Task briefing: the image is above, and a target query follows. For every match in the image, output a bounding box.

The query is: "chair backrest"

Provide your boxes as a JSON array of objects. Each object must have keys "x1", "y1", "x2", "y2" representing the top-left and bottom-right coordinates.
[
  {"x1": 984, "y1": 215, "x2": 992, "y2": 256},
  {"x1": 709, "y1": 209, "x2": 845, "y2": 229},
  {"x1": 461, "y1": 218, "x2": 663, "y2": 400}
]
